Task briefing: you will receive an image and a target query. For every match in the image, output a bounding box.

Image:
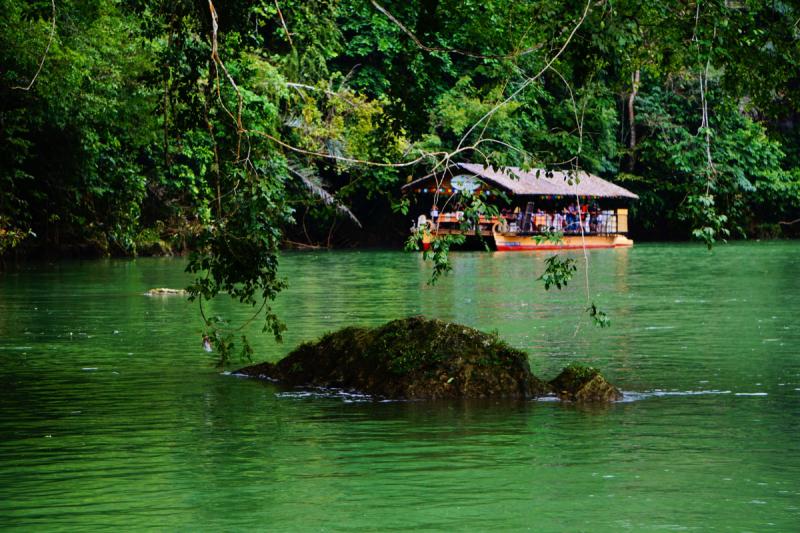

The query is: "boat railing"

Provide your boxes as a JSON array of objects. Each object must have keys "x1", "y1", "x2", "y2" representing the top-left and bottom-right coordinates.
[
  {"x1": 427, "y1": 209, "x2": 628, "y2": 236},
  {"x1": 508, "y1": 209, "x2": 629, "y2": 236}
]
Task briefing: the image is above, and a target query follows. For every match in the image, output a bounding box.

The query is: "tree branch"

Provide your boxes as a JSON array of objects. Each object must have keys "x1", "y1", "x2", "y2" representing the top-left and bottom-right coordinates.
[
  {"x1": 369, "y1": 0, "x2": 545, "y2": 59},
  {"x1": 275, "y1": 0, "x2": 293, "y2": 46},
  {"x1": 456, "y1": 0, "x2": 593, "y2": 151},
  {"x1": 11, "y1": 0, "x2": 56, "y2": 90}
]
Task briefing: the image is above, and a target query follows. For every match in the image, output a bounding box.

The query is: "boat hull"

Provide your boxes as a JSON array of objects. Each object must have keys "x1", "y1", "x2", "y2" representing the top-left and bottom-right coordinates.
[
  {"x1": 419, "y1": 232, "x2": 633, "y2": 251},
  {"x1": 494, "y1": 233, "x2": 633, "y2": 251}
]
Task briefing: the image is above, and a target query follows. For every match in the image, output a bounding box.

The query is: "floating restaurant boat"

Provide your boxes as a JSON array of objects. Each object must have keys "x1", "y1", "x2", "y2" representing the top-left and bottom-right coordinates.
[{"x1": 402, "y1": 163, "x2": 639, "y2": 251}]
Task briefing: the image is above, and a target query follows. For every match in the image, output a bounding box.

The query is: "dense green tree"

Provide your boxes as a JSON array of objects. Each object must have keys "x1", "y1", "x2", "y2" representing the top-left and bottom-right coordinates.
[{"x1": 1, "y1": 0, "x2": 159, "y2": 255}]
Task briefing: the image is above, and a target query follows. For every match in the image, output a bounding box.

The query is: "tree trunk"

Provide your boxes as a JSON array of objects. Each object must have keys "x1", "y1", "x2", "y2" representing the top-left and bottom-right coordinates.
[{"x1": 627, "y1": 69, "x2": 640, "y2": 172}]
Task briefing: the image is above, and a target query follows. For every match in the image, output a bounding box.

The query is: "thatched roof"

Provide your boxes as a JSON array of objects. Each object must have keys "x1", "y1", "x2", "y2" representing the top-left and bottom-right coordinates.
[{"x1": 401, "y1": 163, "x2": 639, "y2": 199}]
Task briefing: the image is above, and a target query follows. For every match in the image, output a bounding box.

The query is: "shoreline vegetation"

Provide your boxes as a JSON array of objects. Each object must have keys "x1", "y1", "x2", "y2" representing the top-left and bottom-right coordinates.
[
  {"x1": 234, "y1": 317, "x2": 623, "y2": 402},
  {"x1": 3, "y1": 1, "x2": 800, "y2": 269},
  {"x1": 3, "y1": 218, "x2": 799, "y2": 265}
]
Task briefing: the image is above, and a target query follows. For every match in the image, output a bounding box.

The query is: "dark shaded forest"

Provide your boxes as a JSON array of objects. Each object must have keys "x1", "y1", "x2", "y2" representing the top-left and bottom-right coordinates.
[{"x1": 2, "y1": 0, "x2": 800, "y2": 264}]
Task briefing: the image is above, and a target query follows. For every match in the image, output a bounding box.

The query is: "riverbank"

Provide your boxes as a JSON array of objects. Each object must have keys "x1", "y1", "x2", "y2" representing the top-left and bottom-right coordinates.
[
  {"x1": 4, "y1": 228, "x2": 799, "y2": 267},
  {"x1": 3, "y1": 198, "x2": 799, "y2": 267}
]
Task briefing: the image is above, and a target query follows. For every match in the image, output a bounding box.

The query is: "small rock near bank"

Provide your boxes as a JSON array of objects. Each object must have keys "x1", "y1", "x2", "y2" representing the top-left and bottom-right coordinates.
[{"x1": 144, "y1": 288, "x2": 188, "y2": 295}]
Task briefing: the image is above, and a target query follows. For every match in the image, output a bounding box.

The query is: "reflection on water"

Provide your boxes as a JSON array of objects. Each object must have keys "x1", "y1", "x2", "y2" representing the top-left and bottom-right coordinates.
[{"x1": 1, "y1": 242, "x2": 799, "y2": 531}]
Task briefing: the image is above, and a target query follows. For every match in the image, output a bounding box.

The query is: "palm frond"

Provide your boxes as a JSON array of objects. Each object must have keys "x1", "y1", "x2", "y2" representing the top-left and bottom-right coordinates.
[
  {"x1": 287, "y1": 164, "x2": 362, "y2": 228},
  {"x1": 323, "y1": 139, "x2": 346, "y2": 161},
  {"x1": 284, "y1": 116, "x2": 304, "y2": 128}
]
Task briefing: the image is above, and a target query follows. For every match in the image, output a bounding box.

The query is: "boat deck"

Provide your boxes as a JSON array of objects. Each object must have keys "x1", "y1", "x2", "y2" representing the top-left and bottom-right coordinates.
[{"x1": 414, "y1": 209, "x2": 633, "y2": 251}]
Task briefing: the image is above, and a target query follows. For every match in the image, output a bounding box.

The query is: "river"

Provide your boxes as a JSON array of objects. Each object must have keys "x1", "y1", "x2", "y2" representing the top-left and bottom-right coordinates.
[{"x1": 1, "y1": 242, "x2": 798, "y2": 531}]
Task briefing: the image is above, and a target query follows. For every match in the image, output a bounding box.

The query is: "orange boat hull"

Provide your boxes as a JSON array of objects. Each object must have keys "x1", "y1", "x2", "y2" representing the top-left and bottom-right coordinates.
[
  {"x1": 494, "y1": 234, "x2": 633, "y2": 251},
  {"x1": 421, "y1": 233, "x2": 634, "y2": 251}
]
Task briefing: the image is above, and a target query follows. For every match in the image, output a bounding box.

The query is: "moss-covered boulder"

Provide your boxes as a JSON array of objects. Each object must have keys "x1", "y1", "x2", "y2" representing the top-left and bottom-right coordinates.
[
  {"x1": 549, "y1": 364, "x2": 624, "y2": 402},
  {"x1": 234, "y1": 317, "x2": 622, "y2": 401}
]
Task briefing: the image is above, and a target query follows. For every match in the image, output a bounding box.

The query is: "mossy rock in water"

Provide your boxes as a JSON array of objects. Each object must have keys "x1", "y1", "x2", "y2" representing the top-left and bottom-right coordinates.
[
  {"x1": 235, "y1": 317, "x2": 622, "y2": 401},
  {"x1": 549, "y1": 364, "x2": 623, "y2": 402}
]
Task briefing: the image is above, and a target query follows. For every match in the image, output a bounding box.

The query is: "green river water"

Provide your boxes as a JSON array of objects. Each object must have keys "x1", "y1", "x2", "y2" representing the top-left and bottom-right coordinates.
[{"x1": 1, "y1": 242, "x2": 799, "y2": 532}]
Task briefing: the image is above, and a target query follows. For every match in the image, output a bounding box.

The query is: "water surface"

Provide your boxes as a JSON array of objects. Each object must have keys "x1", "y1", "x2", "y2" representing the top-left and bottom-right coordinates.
[{"x1": 1, "y1": 242, "x2": 799, "y2": 531}]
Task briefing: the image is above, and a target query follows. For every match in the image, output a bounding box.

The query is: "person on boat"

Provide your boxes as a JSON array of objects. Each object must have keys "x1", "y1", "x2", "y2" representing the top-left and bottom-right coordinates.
[
  {"x1": 589, "y1": 204, "x2": 600, "y2": 233},
  {"x1": 594, "y1": 206, "x2": 605, "y2": 233},
  {"x1": 580, "y1": 203, "x2": 590, "y2": 233},
  {"x1": 564, "y1": 205, "x2": 576, "y2": 233},
  {"x1": 534, "y1": 208, "x2": 545, "y2": 231},
  {"x1": 451, "y1": 201, "x2": 473, "y2": 229},
  {"x1": 552, "y1": 210, "x2": 564, "y2": 232}
]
